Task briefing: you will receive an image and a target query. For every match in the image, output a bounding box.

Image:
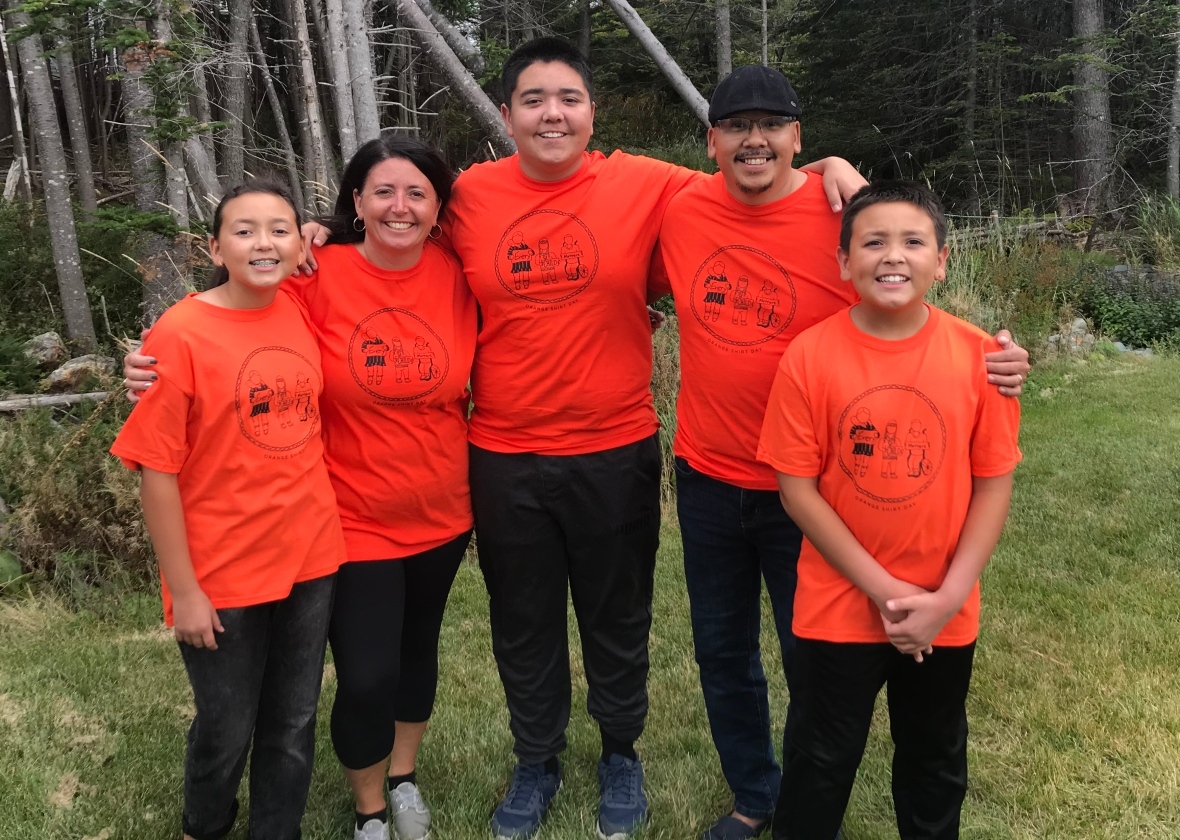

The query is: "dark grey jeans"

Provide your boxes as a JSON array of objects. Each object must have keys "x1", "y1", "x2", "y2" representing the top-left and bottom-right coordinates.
[{"x1": 177, "y1": 573, "x2": 336, "y2": 840}]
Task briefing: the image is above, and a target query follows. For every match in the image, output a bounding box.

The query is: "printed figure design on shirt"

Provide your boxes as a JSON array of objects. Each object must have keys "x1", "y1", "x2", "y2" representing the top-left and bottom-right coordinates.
[
  {"x1": 348, "y1": 308, "x2": 450, "y2": 401},
  {"x1": 360, "y1": 327, "x2": 390, "y2": 385},
  {"x1": 690, "y1": 246, "x2": 796, "y2": 346},
  {"x1": 848, "y1": 407, "x2": 881, "y2": 478},
  {"x1": 495, "y1": 210, "x2": 598, "y2": 304},
  {"x1": 506, "y1": 231, "x2": 536, "y2": 290},
  {"x1": 273, "y1": 376, "x2": 294, "y2": 428},
  {"x1": 235, "y1": 347, "x2": 321, "y2": 452},
  {"x1": 837, "y1": 385, "x2": 946, "y2": 504},
  {"x1": 880, "y1": 420, "x2": 901, "y2": 478},
  {"x1": 537, "y1": 237, "x2": 559, "y2": 284}
]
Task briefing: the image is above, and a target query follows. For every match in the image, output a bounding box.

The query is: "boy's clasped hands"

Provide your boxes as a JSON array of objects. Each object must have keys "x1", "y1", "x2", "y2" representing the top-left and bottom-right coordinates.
[{"x1": 876, "y1": 579, "x2": 961, "y2": 663}]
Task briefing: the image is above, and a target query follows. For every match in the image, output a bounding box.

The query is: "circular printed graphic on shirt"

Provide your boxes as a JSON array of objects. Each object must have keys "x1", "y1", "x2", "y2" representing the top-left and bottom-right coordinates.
[
  {"x1": 348, "y1": 308, "x2": 450, "y2": 402},
  {"x1": 494, "y1": 210, "x2": 598, "y2": 304},
  {"x1": 235, "y1": 346, "x2": 322, "y2": 452},
  {"x1": 689, "y1": 246, "x2": 797, "y2": 346},
  {"x1": 837, "y1": 385, "x2": 946, "y2": 504}
]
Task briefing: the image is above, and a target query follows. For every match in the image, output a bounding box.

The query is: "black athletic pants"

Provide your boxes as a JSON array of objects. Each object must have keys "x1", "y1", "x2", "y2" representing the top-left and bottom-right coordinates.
[
  {"x1": 328, "y1": 531, "x2": 471, "y2": 770},
  {"x1": 469, "y1": 434, "x2": 661, "y2": 765},
  {"x1": 773, "y1": 639, "x2": 976, "y2": 840}
]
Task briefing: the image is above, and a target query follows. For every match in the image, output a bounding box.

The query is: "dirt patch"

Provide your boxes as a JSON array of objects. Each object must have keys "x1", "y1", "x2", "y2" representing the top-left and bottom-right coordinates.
[
  {"x1": 0, "y1": 692, "x2": 26, "y2": 726},
  {"x1": 48, "y1": 772, "x2": 79, "y2": 809}
]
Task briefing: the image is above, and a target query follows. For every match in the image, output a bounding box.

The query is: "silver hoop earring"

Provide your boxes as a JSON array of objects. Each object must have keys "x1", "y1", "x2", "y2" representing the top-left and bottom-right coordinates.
[
  {"x1": 428, "y1": 224, "x2": 442, "y2": 240},
  {"x1": 353, "y1": 217, "x2": 365, "y2": 232}
]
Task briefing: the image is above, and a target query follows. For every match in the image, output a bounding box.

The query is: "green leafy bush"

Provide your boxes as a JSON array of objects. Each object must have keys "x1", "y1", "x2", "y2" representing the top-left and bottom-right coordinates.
[{"x1": 1081, "y1": 266, "x2": 1180, "y2": 348}]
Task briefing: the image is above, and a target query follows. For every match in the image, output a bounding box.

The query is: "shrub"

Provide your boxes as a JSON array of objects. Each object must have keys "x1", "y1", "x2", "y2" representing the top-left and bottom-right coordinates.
[
  {"x1": 1080, "y1": 266, "x2": 1180, "y2": 348},
  {"x1": 0, "y1": 397, "x2": 155, "y2": 596},
  {"x1": 1127, "y1": 194, "x2": 1180, "y2": 268}
]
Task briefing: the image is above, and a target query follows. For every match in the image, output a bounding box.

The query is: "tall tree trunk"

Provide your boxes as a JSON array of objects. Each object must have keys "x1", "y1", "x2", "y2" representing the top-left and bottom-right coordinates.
[
  {"x1": 185, "y1": 62, "x2": 221, "y2": 217},
  {"x1": 154, "y1": 6, "x2": 189, "y2": 229},
  {"x1": 9, "y1": 6, "x2": 97, "y2": 350},
  {"x1": 0, "y1": 10, "x2": 31, "y2": 201},
  {"x1": 249, "y1": 12, "x2": 306, "y2": 209},
  {"x1": 1071, "y1": 0, "x2": 1112, "y2": 214},
  {"x1": 412, "y1": 0, "x2": 485, "y2": 74},
  {"x1": 964, "y1": 0, "x2": 979, "y2": 213},
  {"x1": 760, "y1": 0, "x2": 768, "y2": 66},
  {"x1": 394, "y1": 0, "x2": 515, "y2": 154},
  {"x1": 579, "y1": 0, "x2": 591, "y2": 58},
  {"x1": 222, "y1": 0, "x2": 250, "y2": 181},
  {"x1": 716, "y1": 0, "x2": 732, "y2": 81},
  {"x1": 344, "y1": 0, "x2": 380, "y2": 142},
  {"x1": 54, "y1": 36, "x2": 98, "y2": 218},
  {"x1": 323, "y1": 0, "x2": 359, "y2": 160},
  {"x1": 121, "y1": 42, "x2": 188, "y2": 323},
  {"x1": 287, "y1": 0, "x2": 335, "y2": 208},
  {"x1": 1168, "y1": 24, "x2": 1180, "y2": 198},
  {"x1": 602, "y1": 0, "x2": 711, "y2": 127}
]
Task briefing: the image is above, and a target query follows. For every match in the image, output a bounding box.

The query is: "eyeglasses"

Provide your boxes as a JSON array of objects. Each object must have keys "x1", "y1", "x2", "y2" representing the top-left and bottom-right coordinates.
[{"x1": 714, "y1": 116, "x2": 797, "y2": 135}]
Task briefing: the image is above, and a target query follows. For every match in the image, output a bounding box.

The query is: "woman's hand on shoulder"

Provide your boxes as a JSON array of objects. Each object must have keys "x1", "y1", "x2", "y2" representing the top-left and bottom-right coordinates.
[
  {"x1": 123, "y1": 329, "x2": 157, "y2": 404},
  {"x1": 298, "y1": 222, "x2": 332, "y2": 274}
]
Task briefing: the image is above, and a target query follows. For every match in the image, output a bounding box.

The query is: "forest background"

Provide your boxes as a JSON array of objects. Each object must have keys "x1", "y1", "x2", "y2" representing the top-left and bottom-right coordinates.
[{"x1": 0, "y1": 0, "x2": 1179, "y2": 591}]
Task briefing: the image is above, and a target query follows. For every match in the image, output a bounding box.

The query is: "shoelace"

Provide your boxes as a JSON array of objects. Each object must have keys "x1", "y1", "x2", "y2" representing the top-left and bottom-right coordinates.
[
  {"x1": 602, "y1": 761, "x2": 639, "y2": 806},
  {"x1": 505, "y1": 765, "x2": 545, "y2": 810},
  {"x1": 392, "y1": 784, "x2": 426, "y2": 814}
]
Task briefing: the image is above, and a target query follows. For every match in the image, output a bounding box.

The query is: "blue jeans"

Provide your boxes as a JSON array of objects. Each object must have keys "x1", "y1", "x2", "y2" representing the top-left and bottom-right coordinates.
[
  {"x1": 178, "y1": 574, "x2": 336, "y2": 840},
  {"x1": 676, "y1": 457, "x2": 802, "y2": 822}
]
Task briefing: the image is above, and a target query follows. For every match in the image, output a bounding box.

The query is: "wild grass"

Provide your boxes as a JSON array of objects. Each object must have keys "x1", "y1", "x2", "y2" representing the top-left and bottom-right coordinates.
[{"x1": 1, "y1": 353, "x2": 1178, "y2": 838}]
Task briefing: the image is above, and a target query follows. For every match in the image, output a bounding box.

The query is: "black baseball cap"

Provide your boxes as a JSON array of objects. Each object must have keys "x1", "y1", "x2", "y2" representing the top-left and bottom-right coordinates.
[{"x1": 708, "y1": 66, "x2": 802, "y2": 124}]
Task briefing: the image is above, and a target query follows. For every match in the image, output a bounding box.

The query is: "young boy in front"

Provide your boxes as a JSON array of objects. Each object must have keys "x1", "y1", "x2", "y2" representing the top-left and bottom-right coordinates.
[{"x1": 756, "y1": 181, "x2": 1021, "y2": 840}]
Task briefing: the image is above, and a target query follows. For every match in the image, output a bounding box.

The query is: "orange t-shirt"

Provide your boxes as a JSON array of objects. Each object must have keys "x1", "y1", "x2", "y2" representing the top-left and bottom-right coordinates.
[
  {"x1": 110, "y1": 291, "x2": 345, "y2": 625},
  {"x1": 651, "y1": 171, "x2": 856, "y2": 490},
  {"x1": 757, "y1": 306, "x2": 1021, "y2": 645},
  {"x1": 445, "y1": 150, "x2": 703, "y2": 454},
  {"x1": 285, "y1": 241, "x2": 477, "y2": 561}
]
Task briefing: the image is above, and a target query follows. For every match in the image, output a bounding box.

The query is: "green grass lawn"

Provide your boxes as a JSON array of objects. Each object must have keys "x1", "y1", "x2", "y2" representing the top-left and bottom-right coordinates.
[{"x1": 2, "y1": 354, "x2": 1179, "y2": 839}]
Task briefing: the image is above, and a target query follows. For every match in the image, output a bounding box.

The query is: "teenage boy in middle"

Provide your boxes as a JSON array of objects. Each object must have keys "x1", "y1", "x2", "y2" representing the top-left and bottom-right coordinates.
[{"x1": 648, "y1": 66, "x2": 1029, "y2": 840}]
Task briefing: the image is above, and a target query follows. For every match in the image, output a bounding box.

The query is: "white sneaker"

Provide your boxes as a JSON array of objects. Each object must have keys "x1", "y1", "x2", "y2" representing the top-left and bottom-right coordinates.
[
  {"x1": 355, "y1": 817, "x2": 391, "y2": 840},
  {"x1": 390, "y1": 781, "x2": 432, "y2": 840}
]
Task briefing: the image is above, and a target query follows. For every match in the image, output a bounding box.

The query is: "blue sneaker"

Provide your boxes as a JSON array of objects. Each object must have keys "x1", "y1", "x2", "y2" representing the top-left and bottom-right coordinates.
[
  {"x1": 490, "y1": 761, "x2": 561, "y2": 840},
  {"x1": 596, "y1": 754, "x2": 648, "y2": 839}
]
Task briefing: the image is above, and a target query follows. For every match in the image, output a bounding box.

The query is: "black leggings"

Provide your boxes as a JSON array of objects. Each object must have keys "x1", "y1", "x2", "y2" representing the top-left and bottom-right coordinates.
[{"x1": 328, "y1": 531, "x2": 471, "y2": 770}]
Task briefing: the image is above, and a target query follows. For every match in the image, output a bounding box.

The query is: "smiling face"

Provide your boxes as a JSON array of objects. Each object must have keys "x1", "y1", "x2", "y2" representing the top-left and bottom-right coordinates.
[
  {"x1": 353, "y1": 156, "x2": 441, "y2": 269},
  {"x1": 838, "y1": 201, "x2": 948, "y2": 318},
  {"x1": 708, "y1": 110, "x2": 802, "y2": 205},
  {"x1": 209, "y1": 192, "x2": 304, "y2": 298},
  {"x1": 501, "y1": 60, "x2": 595, "y2": 182}
]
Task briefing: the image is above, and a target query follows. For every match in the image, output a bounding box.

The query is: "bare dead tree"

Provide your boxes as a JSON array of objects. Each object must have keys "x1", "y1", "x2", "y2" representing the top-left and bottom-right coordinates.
[
  {"x1": 249, "y1": 10, "x2": 306, "y2": 208},
  {"x1": 54, "y1": 34, "x2": 98, "y2": 217},
  {"x1": 0, "y1": 10, "x2": 31, "y2": 200},
  {"x1": 394, "y1": 0, "x2": 516, "y2": 154},
  {"x1": 412, "y1": 0, "x2": 484, "y2": 74},
  {"x1": 285, "y1": 0, "x2": 335, "y2": 207},
  {"x1": 344, "y1": 0, "x2": 380, "y2": 141},
  {"x1": 1168, "y1": 20, "x2": 1180, "y2": 198},
  {"x1": 8, "y1": 3, "x2": 97, "y2": 349},
  {"x1": 602, "y1": 0, "x2": 710, "y2": 127},
  {"x1": 323, "y1": 0, "x2": 359, "y2": 159}
]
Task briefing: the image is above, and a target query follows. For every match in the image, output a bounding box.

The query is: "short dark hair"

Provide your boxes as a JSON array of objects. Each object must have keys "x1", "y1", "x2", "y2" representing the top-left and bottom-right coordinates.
[
  {"x1": 320, "y1": 135, "x2": 455, "y2": 245},
  {"x1": 208, "y1": 176, "x2": 302, "y2": 289},
  {"x1": 501, "y1": 36, "x2": 593, "y2": 105},
  {"x1": 839, "y1": 180, "x2": 948, "y2": 252}
]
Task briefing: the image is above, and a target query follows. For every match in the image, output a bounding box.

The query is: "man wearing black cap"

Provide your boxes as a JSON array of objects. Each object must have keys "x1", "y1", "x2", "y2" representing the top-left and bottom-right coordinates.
[{"x1": 649, "y1": 65, "x2": 1029, "y2": 840}]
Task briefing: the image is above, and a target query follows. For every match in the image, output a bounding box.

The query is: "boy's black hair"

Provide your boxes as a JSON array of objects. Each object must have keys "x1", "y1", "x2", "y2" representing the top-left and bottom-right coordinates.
[
  {"x1": 839, "y1": 180, "x2": 948, "y2": 252},
  {"x1": 500, "y1": 36, "x2": 594, "y2": 105},
  {"x1": 318, "y1": 135, "x2": 454, "y2": 246},
  {"x1": 208, "y1": 176, "x2": 303, "y2": 289}
]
